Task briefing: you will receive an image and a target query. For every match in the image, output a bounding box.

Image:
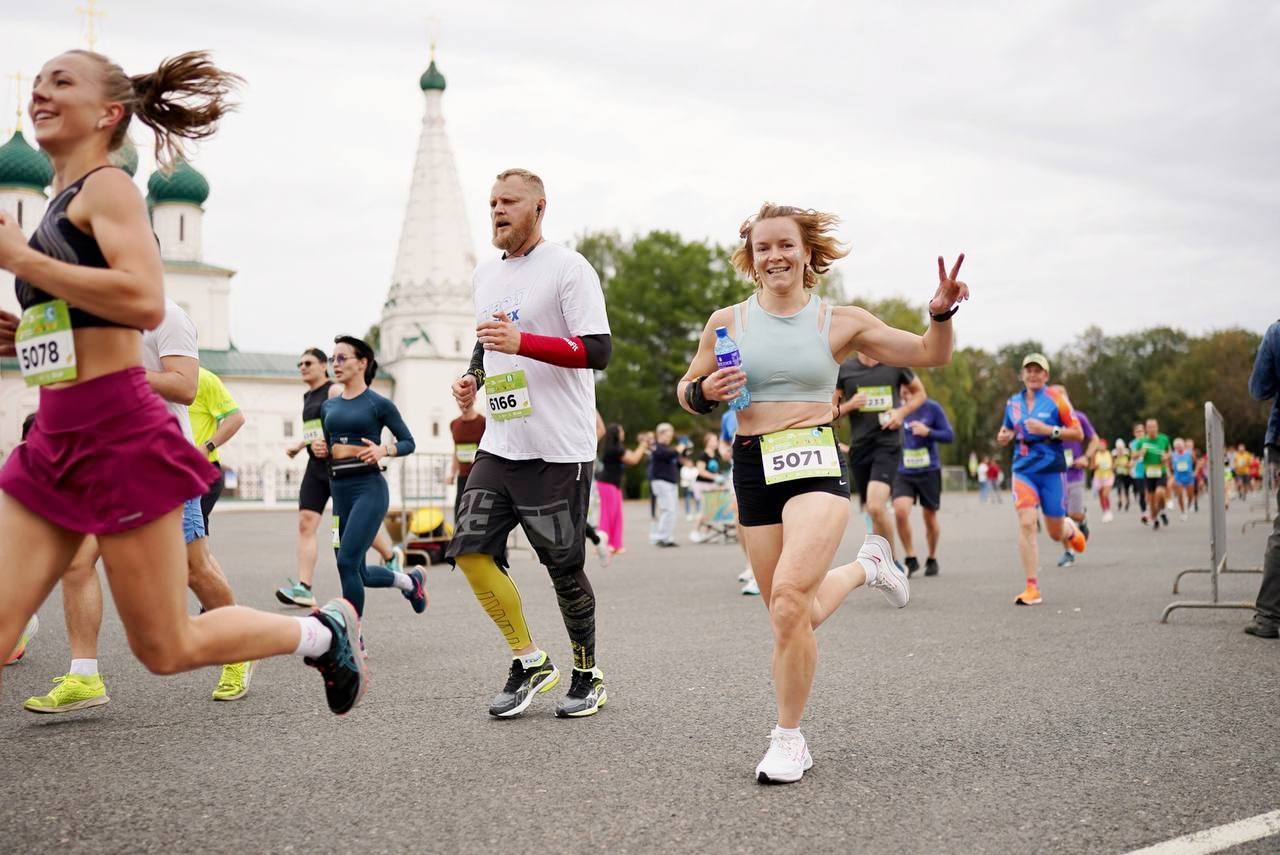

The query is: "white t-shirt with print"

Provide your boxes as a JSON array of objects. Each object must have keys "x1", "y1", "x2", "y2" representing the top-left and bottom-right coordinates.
[
  {"x1": 473, "y1": 241, "x2": 609, "y2": 463},
  {"x1": 141, "y1": 298, "x2": 199, "y2": 443}
]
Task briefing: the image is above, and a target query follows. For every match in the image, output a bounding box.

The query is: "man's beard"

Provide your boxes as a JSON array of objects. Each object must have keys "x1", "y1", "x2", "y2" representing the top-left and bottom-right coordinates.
[{"x1": 492, "y1": 217, "x2": 534, "y2": 253}]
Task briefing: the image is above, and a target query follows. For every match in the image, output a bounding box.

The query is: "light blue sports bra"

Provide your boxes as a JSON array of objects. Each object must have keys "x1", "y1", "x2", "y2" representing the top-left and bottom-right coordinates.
[{"x1": 733, "y1": 294, "x2": 840, "y2": 403}]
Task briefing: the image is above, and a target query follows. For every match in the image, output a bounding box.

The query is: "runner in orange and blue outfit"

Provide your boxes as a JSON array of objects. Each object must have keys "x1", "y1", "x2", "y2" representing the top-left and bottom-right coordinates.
[{"x1": 996, "y1": 353, "x2": 1087, "y2": 605}]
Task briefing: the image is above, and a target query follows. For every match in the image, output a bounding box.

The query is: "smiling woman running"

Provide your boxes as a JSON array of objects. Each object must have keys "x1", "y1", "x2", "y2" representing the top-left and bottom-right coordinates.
[
  {"x1": 678, "y1": 203, "x2": 968, "y2": 783},
  {"x1": 0, "y1": 49, "x2": 365, "y2": 715}
]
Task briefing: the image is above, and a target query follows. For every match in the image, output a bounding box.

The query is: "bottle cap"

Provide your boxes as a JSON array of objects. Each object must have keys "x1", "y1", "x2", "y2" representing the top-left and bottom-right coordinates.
[{"x1": 714, "y1": 326, "x2": 728, "y2": 337}]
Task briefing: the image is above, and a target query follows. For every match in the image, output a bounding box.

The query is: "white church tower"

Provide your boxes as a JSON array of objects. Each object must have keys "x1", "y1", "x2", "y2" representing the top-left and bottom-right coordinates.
[{"x1": 380, "y1": 50, "x2": 478, "y2": 453}]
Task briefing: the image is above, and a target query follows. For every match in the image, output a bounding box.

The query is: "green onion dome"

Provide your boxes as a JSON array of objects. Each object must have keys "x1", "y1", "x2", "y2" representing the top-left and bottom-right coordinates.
[
  {"x1": 109, "y1": 137, "x2": 139, "y2": 177},
  {"x1": 146, "y1": 157, "x2": 209, "y2": 207},
  {"x1": 0, "y1": 130, "x2": 53, "y2": 192},
  {"x1": 419, "y1": 59, "x2": 446, "y2": 92}
]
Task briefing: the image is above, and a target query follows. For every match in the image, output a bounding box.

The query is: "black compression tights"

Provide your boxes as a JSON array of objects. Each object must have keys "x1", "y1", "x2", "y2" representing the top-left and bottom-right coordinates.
[{"x1": 552, "y1": 568, "x2": 596, "y2": 670}]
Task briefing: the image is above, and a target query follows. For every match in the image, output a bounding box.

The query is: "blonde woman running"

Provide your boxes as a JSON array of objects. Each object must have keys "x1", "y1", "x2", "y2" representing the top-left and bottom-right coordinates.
[{"x1": 678, "y1": 203, "x2": 967, "y2": 783}]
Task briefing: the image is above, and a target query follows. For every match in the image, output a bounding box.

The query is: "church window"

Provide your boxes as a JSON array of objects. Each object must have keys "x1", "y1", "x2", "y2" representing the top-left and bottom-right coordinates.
[
  {"x1": 432, "y1": 421, "x2": 440, "y2": 438},
  {"x1": 179, "y1": 214, "x2": 185, "y2": 242},
  {"x1": 16, "y1": 200, "x2": 23, "y2": 227}
]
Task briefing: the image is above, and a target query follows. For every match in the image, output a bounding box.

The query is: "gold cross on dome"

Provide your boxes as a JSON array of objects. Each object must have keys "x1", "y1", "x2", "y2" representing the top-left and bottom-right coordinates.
[
  {"x1": 427, "y1": 14, "x2": 440, "y2": 58},
  {"x1": 76, "y1": 0, "x2": 107, "y2": 52},
  {"x1": 8, "y1": 71, "x2": 29, "y2": 134}
]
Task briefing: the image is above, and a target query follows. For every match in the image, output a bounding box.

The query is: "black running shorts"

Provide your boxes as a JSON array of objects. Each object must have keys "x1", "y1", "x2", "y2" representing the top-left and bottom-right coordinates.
[
  {"x1": 891, "y1": 469, "x2": 942, "y2": 511},
  {"x1": 446, "y1": 451, "x2": 593, "y2": 574},
  {"x1": 849, "y1": 444, "x2": 899, "y2": 505},
  {"x1": 732, "y1": 434, "x2": 851, "y2": 527},
  {"x1": 299, "y1": 457, "x2": 331, "y2": 514}
]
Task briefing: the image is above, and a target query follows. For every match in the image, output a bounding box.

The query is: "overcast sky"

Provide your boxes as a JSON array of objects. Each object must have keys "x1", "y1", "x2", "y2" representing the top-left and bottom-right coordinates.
[{"x1": 5, "y1": 1, "x2": 1277, "y2": 356}]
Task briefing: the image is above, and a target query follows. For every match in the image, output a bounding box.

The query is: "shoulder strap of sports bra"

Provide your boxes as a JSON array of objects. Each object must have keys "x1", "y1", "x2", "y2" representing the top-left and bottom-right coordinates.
[{"x1": 818, "y1": 298, "x2": 832, "y2": 337}]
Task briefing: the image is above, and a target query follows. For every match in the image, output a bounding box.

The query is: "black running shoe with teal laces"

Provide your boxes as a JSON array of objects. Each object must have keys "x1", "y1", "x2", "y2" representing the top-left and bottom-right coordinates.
[
  {"x1": 404, "y1": 568, "x2": 428, "y2": 614},
  {"x1": 304, "y1": 598, "x2": 367, "y2": 716}
]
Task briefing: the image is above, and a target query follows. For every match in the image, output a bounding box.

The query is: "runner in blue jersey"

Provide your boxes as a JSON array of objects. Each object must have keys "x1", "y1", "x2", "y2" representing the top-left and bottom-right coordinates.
[
  {"x1": 996, "y1": 353, "x2": 1088, "y2": 606},
  {"x1": 891, "y1": 397, "x2": 953, "y2": 577},
  {"x1": 1170, "y1": 437, "x2": 1195, "y2": 521}
]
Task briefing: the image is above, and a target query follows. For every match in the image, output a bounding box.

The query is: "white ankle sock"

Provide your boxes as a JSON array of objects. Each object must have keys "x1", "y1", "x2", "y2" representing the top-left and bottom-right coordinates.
[
  {"x1": 774, "y1": 725, "x2": 802, "y2": 738},
  {"x1": 294, "y1": 616, "x2": 333, "y2": 657},
  {"x1": 69, "y1": 658, "x2": 97, "y2": 677},
  {"x1": 518, "y1": 649, "x2": 545, "y2": 669},
  {"x1": 857, "y1": 552, "x2": 879, "y2": 585},
  {"x1": 392, "y1": 571, "x2": 414, "y2": 592}
]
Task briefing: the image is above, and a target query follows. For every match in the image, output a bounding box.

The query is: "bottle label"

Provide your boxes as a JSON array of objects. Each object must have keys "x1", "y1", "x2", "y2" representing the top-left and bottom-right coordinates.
[{"x1": 715, "y1": 350, "x2": 740, "y2": 369}]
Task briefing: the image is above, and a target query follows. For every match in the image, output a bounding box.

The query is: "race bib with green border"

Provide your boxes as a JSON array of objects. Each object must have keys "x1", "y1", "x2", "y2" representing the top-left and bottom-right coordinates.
[
  {"x1": 302, "y1": 419, "x2": 324, "y2": 444},
  {"x1": 859, "y1": 385, "x2": 892, "y2": 412},
  {"x1": 761, "y1": 427, "x2": 841, "y2": 485},
  {"x1": 903, "y1": 447, "x2": 931, "y2": 469},
  {"x1": 16, "y1": 300, "x2": 76, "y2": 387},
  {"x1": 485, "y1": 370, "x2": 533, "y2": 421}
]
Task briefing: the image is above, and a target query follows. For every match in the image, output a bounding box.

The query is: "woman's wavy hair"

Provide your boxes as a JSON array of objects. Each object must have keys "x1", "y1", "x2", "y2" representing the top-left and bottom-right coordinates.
[
  {"x1": 731, "y1": 203, "x2": 849, "y2": 290},
  {"x1": 71, "y1": 49, "x2": 242, "y2": 172}
]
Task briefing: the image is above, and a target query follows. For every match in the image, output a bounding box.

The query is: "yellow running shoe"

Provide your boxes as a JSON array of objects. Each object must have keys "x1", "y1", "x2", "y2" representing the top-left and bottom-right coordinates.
[
  {"x1": 212, "y1": 661, "x2": 255, "y2": 701},
  {"x1": 24, "y1": 673, "x2": 110, "y2": 713},
  {"x1": 5, "y1": 615, "x2": 39, "y2": 665}
]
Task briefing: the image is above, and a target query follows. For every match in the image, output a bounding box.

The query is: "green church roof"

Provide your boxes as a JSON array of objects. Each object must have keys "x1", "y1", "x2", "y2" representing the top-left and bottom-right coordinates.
[
  {"x1": 419, "y1": 59, "x2": 446, "y2": 92},
  {"x1": 0, "y1": 130, "x2": 53, "y2": 192},
  {"x1": 147, "y1": 157, "x2": 209, "y2": 207}
]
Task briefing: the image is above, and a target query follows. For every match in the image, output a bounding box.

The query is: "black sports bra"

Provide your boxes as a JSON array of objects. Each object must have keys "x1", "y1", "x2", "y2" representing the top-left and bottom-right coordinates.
[{"x1": 14, "y1": 165, "x2": 135, "y2": 330}]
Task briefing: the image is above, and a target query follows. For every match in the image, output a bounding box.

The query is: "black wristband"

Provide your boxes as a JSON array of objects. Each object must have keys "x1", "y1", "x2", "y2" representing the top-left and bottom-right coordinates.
[
  {"x1": 465, "y1": 367, "x2": 486, "y2": 388},
  {"x1": 685, "y1": 376, "x2": 718, "y2": 415},
  {"x1": 930, "y1": 304, "x2": 959, "y2": 323}
]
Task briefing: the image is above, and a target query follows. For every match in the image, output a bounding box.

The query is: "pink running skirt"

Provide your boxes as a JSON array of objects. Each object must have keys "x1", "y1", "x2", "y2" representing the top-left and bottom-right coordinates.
[{"x1": 0, "y1": 367, "x2": 218, "y2": 535}]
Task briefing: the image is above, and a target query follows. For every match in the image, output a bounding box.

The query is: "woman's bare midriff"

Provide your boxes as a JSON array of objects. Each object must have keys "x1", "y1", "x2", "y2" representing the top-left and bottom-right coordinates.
[
  {"x1": 329, "y1": 445, "x2": 365, "y2": 460},
  {"x1": 43, "y1": 327, "x2": 144, "y2": 389},
  {"x1": 734, "y1": 400, "x2": 834, "y2": 437}
]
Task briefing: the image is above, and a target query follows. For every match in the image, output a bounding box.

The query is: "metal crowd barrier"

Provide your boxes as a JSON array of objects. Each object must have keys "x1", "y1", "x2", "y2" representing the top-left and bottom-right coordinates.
[
  {"x1": 1242, "y1": 446, "x2": 1275, "y2": 534},
  {"x1": 1161, "y1": 402, "x2": 1260, "y2": 622}
]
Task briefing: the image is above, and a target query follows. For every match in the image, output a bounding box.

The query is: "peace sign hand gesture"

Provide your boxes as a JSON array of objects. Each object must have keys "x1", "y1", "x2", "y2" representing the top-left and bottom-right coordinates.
[{"x1": 930, "y1": 254, "x2": 970, "y2": 315}]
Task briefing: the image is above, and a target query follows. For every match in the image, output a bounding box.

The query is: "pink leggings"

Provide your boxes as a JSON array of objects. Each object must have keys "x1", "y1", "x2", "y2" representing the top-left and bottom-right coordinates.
[{"x1": 597, "y1": 481, "x2": 623, "y2": 551}]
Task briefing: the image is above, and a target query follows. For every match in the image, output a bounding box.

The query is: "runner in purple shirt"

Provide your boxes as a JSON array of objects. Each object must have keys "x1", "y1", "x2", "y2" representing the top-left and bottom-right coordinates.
[
  {"x1": 1054, "y1": 391, "x2": 1098, "y2": 567},
  {"x1": 892, "y1": 398, "x2": 954, "y2": 577}
]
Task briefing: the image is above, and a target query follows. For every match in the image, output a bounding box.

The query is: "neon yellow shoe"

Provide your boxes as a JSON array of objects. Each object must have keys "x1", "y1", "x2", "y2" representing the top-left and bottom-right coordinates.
[
  {"x1": 5, "y1": 615, "x2": 39, "y2": 665},
  {"x1": 212, "y1": 661, "x2": 255, "y2": 701},
  {"x1": 23, "y1": 673, "x2": 110, "y2": 714}
]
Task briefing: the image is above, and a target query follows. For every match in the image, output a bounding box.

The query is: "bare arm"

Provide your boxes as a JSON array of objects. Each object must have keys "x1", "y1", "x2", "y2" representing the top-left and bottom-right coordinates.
[
  {"x1": 677, "y1": 308, "x2": 744, "y2": 414},
  {"x1": 621, "y1": 446, "x2": 647, "y2": 466},
  {"x1": 208, "y1": 410, "x2": 246, "y2": 450},
  {"x1": 2, "y1": 170, "x2": 164, "y2": 329},
  {"x1": 834, "y1": 306, "x2": 955, "y2": 369},
  {"x1": 146, "y1": 355, "x2": 199, "y2": 406}
]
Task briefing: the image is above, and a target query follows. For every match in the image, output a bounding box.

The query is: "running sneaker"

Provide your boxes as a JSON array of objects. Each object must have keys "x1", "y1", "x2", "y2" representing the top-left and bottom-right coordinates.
[
  {"x1": 924, "y1": 557, "x2": 940, "y2": 577},
  {"x1": 23, "y1": 673, "x2": 109, "y2": 713},
  {"x1": 1102, "y1": 511, "x2": 1114, "y2": 523},
  {"x1": 688, "y1": 529, "x2": 710, "y2": 544},
  {"x1": 403, "y1": 568, "x2": 428, "y2": 614},
  {"x1": 595, "y1": 532, "x2": 612, "y2": 568},
  {"x1": 1160, "y1": 512, "x2": 1170, "y2": 527},
  {"x1": 756, "y1": 727, "x2": 813, "y2": 784},
  {"x1": 212, "y1": 661, "x2": 255, "y2": 701},
  {"x1": 1056, "y1": 550, "x2": 1076, "y2": 568},
  {"x1": 304, "y1": 599, "x2": 367, "y2": 716},
  {"x1": 737, "y1": 567, "x2": 754, "y2": 583},
  {"x1": 904, "y1": 556, "x2": 920, "y2": 578},
  {"x1": 741, "y1": 577, "x2": 761, "y2": 596},
  {"x1": 6, "y1": 614, "x2": 38, "y2": 665},
  {"x1": 275, "y1": 580, "x2": 315, "y2": 608},
  {"x1": 385, "y1": 546, "x2": 404, "y2": 575},
  {"x1": 1014, "y1": 584, "x2": 1043, "y2": 606},
  {"x1": 860, "y1": 535, "x2": 909, "y2": 608},
  {"x1": 1066, "y1": 525, "x2": 1087, "y2": 554},
  {"x1": 554, "y1": 667, "x2": 608, "y2": 718},
  {"x1": 489, "y1": 653, "x2": 560, "y2": 718},
  {"x1": 1153, "y1": 517, "x2": 1161, "y2": 531}
]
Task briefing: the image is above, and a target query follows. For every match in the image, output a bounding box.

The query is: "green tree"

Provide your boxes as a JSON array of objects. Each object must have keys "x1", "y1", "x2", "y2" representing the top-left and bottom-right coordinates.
[{"x1": 1143, "y1": 328, "x2": 1266, "y2": 447}]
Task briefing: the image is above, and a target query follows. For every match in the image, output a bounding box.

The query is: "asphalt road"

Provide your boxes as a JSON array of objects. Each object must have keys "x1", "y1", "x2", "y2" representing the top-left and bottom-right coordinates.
[{"x1": 1, "y1": 492, "x2": 1276, "y2": 854}]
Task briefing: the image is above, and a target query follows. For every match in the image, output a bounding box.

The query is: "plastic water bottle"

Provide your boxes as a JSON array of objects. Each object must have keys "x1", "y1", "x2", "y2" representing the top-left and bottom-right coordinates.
[{"x1": 714, "y1": 326, "x2": 750, "y2": 412}]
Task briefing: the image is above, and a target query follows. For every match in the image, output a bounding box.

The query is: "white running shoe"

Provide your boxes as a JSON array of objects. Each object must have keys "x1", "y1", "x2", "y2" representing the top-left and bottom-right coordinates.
[
  {"x1": 756, "y1": 727, "x2": 813, "y2": 784},
  {"x1": 1102, "y1": 511, "x2": 1114, "y2": 523},
  {"x1": 860, "y1": 534, "x2": 909, "y2": 608},
  {"x1": 737, "y1": 567, "x2": 754, "y2": 583},
  {"x1": 689, "y1": 529, "x2": 709, "y2": 544},
  {"x1": 741, "y1": 577, "x2": 760, "y2": 596},
  {"x1": 595, "y1": 532, "x2": 612, "y2": 567}
]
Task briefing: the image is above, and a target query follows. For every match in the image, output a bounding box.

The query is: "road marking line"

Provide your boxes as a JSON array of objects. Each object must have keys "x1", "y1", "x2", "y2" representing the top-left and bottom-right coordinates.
[{"x1": 1126, "y1": 809, "x2": 1280, "y2": 855}]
